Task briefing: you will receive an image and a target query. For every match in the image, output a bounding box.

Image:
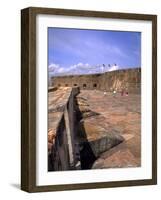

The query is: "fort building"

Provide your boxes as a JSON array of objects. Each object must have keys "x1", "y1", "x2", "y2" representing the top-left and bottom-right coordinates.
[
  {"x1": 51, "y1": 68, "x2": 141, "y2": 94},
  {"x1": 48, "y1": 67, "x2": 141, "y2": 171}
]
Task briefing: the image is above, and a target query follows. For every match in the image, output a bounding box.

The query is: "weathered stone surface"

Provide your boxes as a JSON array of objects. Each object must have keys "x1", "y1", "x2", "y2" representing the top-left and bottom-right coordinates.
[
  {"x1": 48, "y1": 129, "x2": 56, "y2": 144},
  {"x1": 76, "y1": 97, "x2": 89, "y2": 107},
  {"x1": 48, "y1": 142, "x2": 53, "y2": 154},
  {"x1": 78, "y1": 106, "x2": 90, "y2": 114},
  {"x1": 75, "y1": 95, "x2": 100, "y2": 120},
  {"x1": 78, "y1": 116, "x2": 124, "y2": 158},
  {"x1": 92, "y1": 143, "x2": 140, "y2": 169},
  {"x1": 48, "y1": 87, "x2": 80, "y2": 171},
  {"x1": 78, "y1": 90, "x2": 141, "y2": 169},
  {"x1": 48, "y1": 87, "x2": 141, "y2": 170},
  {"x1": 51, "y1": 68, "x2": 141, "y2": 93},
  {"x1": 48, "y1": 87, "x2": 58, "y2": 92}
]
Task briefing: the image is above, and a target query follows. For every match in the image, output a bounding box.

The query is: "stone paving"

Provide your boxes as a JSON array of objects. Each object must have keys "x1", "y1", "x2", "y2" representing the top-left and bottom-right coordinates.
[
  {"x1": 48, "y1": 87, "x2": 141, "y2": 170},
  {"x1": 77, "y1": 90, "x2": 141, "y2": 169},
  {"x1": 48, "y1": 87, "x2": 72, "y2": 154}
]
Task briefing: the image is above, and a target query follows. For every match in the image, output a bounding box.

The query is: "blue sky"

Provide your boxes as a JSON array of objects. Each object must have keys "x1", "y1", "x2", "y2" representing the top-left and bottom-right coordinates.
[{"x1": 48, "y1": 28, "x2": 141, "y2": 76}]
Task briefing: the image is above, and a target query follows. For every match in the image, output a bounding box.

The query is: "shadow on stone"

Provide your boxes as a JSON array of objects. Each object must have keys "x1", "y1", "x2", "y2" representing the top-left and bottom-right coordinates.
[{"x1": 75, "y1": 97, "x2": 97, "y2": 169}]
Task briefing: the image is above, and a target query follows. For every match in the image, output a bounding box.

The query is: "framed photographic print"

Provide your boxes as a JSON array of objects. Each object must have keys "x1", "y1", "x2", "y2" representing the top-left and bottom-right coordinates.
[{"x1": 21, "y1": 7, "x2": 157, "y2": 192}]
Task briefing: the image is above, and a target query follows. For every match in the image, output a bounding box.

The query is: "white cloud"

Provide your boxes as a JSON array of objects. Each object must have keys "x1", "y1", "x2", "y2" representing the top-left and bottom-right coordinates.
[
  {"x1": 68, "y1": 63, "x2": 91, "y2": 70},
  {"x1": 48, "y1": 62, "x2": 120, "y2": 77},
  {"x1": 48, "y1": 63, "x2": 60, "y2": 72},
  {"x1": 49, "y1": 63, "x2": 69, "y2": 74},
  {"x1": 57, "y1": 67, "x2": 66, "y2": 73}
]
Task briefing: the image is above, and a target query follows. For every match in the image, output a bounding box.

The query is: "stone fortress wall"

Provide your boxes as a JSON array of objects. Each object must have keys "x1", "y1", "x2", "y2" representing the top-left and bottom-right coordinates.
[
  {"x1": 48, "y1": 87, "x2": 81, "y2": 171},
  {"x1": 51, "y1": 68, "x2": 141, "y2": 94}
]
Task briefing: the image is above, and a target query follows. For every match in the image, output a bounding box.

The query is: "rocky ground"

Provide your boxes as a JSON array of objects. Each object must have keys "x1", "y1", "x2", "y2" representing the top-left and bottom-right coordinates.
[{"x1": 76, "y1": 90, "x2": 141, "y2": 169}]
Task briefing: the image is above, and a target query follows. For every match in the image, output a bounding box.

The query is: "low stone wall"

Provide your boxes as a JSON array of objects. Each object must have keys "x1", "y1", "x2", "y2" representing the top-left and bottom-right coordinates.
[
  {"x1": 100, "y1": 68, "x2": 141, "y2": 93},
  {"x1": 48, "y1": 87, "x2": 80, "y2": 171},
  {"x1": 51, "y1": 68, "x2": 141, "y2": 94}
]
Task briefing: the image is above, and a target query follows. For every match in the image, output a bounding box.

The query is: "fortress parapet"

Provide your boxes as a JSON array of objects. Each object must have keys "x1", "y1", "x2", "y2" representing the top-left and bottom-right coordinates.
[{"x1": 51, "y1": 68, "x2": 141, "y2": 94}]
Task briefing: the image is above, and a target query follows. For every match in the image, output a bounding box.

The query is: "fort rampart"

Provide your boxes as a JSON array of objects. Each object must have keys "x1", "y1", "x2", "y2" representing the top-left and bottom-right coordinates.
[
  {"x1": 51, "y1": 68, "x2": 141, "y2": 94},
  {"x1": 48, "y1": 87, "x2": 80, "y2": 171}
]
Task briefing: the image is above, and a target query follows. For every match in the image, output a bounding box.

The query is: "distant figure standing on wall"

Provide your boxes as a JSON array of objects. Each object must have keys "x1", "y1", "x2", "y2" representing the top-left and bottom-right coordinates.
[
  {"x1": 101, "y1": 64, "x2": 105, "y2": 73},
  {"x1": 104, "y1": 91, "x2": 107, "y2": 95},
  {"x1": 125, "y1": 91, "x2": 129, "y2": 96},
  {"x1": 125, "y1": 88, "x2": 129, "y2": 96},
  {"x1": 113, "y1": 90, "x2": 117, "y2": 97}
]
